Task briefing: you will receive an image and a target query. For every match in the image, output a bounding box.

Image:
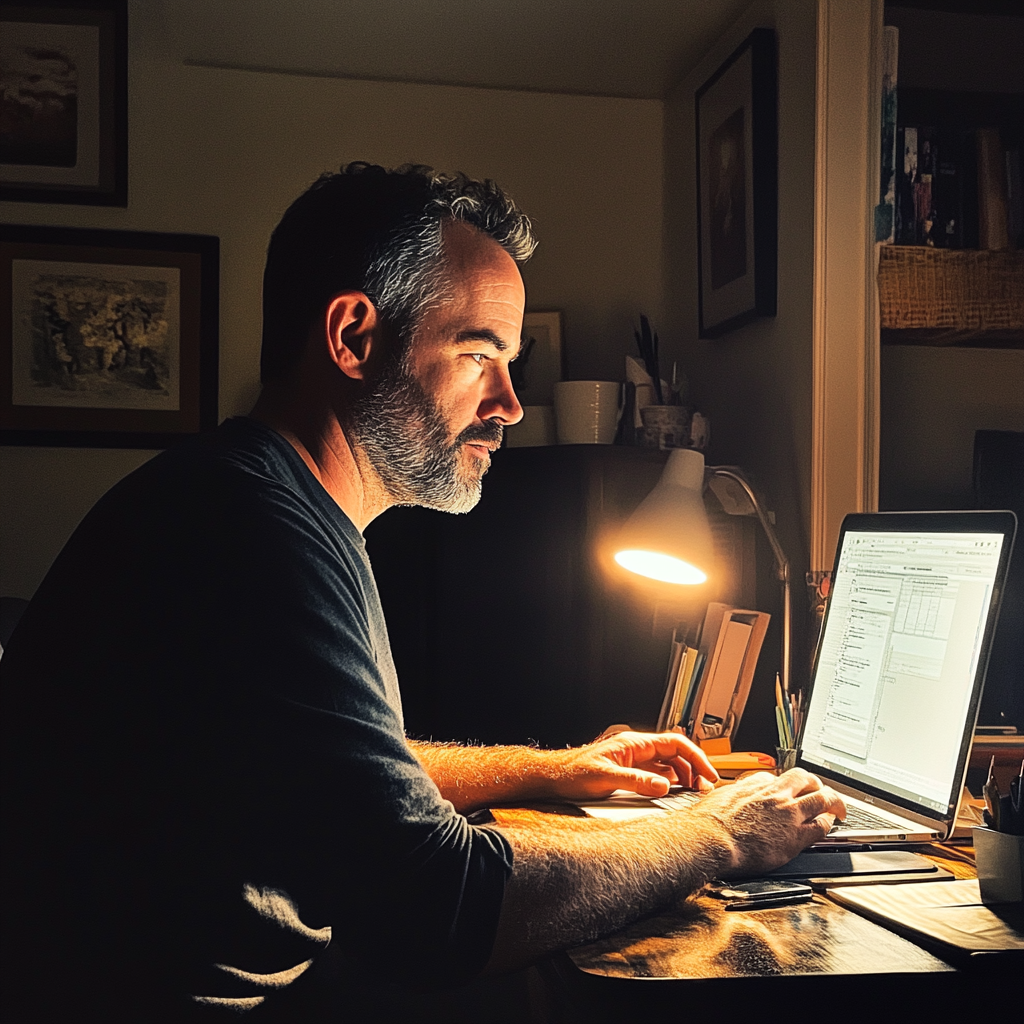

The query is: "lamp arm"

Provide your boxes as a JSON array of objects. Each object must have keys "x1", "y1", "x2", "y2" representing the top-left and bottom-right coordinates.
[
  {"x1": 708, "y1": 467, "x2": 792, "y2": 695},
  {"x1": 708, "y1": 468, "x2": 789, "y2": 583}
]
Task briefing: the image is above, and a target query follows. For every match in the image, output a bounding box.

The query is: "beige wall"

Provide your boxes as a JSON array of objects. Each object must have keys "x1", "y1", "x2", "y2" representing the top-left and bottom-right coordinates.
[
  {"x1": 0, "y1": 3, "x2": 663, "y2": 598},
  {"x1": 662, "y1": 0, "x2": 818, "y2": 606},
  {"x1": 880, "y1": 346, "x2": 1024, "y2": 511}
]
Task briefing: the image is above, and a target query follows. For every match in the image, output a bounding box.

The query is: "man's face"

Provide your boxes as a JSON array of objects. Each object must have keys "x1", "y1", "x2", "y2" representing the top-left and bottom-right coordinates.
[{"x1": 353, "y1": 222, "x2": 525, "y2": 513}]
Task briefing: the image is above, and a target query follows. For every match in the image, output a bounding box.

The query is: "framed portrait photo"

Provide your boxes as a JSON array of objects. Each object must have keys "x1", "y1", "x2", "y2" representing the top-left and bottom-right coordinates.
[
  {"x1": 514, "y1": 311, "x2": 563, "y2": 406},
  {"x1": 0, "y1": 0, "x2": 127, "y2": 205},
  {"x1": 1, "y1": 225, "x2": 219, "y2": 447},
  {"x1": 695, "y1": 27, "x2": 777, "y2": 339}
]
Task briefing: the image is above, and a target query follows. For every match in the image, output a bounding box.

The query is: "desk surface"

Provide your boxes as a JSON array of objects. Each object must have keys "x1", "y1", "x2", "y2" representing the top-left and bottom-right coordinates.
[
  {"x1": 566, "y1": 842, "x2": 980, "y2": 983},
  {"x1": 516, "y1": 827, "x2": 1015, "y2": 1019},
  {"x1": 567, "y1": 890, "x2": 953, "y2": 981}
]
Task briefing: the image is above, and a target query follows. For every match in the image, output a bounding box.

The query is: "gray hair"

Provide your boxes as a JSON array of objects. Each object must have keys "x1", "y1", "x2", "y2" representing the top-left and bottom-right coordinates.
[{"x1": 260, "y1": 163, "x2": 536, "y2": 382}]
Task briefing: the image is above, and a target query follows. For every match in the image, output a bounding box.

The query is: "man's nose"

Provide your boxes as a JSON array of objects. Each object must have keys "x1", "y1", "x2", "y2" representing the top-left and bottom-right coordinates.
[{"x1": 480, "y1": 367, "x2": 523, "y2": 425}]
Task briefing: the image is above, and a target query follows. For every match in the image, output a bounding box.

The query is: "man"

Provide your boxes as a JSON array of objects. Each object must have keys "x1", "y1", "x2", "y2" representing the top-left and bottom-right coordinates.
[{"x1": 0, "y1": 163, "x2": 844, "y2": 1021}]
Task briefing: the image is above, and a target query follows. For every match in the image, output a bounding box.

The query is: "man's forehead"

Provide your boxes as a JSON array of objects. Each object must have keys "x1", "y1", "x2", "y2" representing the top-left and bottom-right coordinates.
[
  {"x1": 425, "y1": 222, "x2": 525, "y2": 351},
  {"x1": 441, "y1": 221, "x2": 523, "y2": 288}
]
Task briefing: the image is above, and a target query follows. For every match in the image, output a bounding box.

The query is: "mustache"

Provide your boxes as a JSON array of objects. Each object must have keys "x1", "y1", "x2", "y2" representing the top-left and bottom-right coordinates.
[{"x1": 454, "y1": 420, "x2": 504, "y2": 448}]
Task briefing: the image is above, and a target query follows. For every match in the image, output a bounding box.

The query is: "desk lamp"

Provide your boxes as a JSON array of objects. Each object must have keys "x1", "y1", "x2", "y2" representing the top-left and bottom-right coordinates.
[{"x1": 614, "y1": 448, "x2": 792, "y2": 693}]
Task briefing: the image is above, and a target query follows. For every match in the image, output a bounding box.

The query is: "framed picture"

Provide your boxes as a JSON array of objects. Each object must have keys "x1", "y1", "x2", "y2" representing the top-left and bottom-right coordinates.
[
  {"x1": 513, "y1": 311, "x2": 563, "y2": 405},
  {"x1": 0, "y1": 0, "x2": 127, "y2": 206},
  {"x1": 695, "y1": 28, "x2": 777, "y2": 339},
  {"x1": 1, "y1": 225, "x2": 219, "y2": 447}
]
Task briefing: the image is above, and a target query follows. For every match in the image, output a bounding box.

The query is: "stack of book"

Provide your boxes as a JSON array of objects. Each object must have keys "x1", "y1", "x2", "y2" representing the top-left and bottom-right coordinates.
[
  {"x1": 875, "y1": 25, "x2": 1023, "y2": 251},
  {"x1": 894, "y1": 124, "x2": 1021, "y2": 250},
  {"x1": 657, "y1": 602, "x2": 770, "y2": 744}
]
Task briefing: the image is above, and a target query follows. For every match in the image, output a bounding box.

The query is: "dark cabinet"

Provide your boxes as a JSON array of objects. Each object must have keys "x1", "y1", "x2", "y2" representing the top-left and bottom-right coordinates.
[
  {"x1": 366, "y1": 445, "x2": 684, "y2": 747},
  {"x1": 366, "y1": 444, "x2": 782, "y2": 751}
]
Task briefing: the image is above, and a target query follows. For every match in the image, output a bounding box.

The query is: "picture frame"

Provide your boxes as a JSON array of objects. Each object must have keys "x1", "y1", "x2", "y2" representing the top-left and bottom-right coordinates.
[
  {"x1": 0, "y1": 0, "x2": 128, "y2": 206},
  {"x1": 695, "y1": 28, "x2": 777, "y2": 339},
  {"x1": 513, "y1": 311, "x2": 563, "y2": 405},
  {"x1": 1, "y1": 225, "x2": 219, "y2": 448}
]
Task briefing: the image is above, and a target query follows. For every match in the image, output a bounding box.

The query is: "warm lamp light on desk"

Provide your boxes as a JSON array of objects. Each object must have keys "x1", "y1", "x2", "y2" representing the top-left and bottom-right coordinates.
[{"x1": 613, "y1": 448, "x2": 793, "y2": 694}]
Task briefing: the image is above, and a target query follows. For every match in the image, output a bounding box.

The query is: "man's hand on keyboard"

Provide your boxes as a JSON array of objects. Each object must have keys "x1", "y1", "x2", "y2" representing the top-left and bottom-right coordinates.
[
  {"x1": 539, "y1": 729, "x2": 720, "y2": 801},
  {"x1": 686, "y1": 768, "x2": 848, "y2": 877}
]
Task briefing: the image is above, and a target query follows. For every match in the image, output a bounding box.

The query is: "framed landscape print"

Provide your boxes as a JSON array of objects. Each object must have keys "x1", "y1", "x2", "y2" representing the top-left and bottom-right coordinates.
[
  {"x1": 0, "y1": 0, "x2": 128, "y2": 205},
  {"x1": 1, "y1": 225, "x2": 218, "y2": 447},
  {"x1": 695, "y1": 27, "x2": 777, "y2": 338}
]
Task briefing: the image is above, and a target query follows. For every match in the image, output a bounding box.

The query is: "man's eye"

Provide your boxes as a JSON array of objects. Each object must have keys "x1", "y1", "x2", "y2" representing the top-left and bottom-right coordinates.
[{"x1": 468, "y1": 353, "x2": 486, "y2": 364}]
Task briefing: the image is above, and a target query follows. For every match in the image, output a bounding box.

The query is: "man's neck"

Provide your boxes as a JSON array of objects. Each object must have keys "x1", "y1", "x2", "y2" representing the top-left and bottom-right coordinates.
[{"x1": 249, "y1": 387, "x2": 392, "y2": 531}]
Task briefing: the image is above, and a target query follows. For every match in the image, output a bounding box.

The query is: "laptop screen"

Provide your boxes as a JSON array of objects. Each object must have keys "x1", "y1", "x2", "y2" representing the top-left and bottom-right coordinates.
[{"x1": 801, "y1": 526, "x2": 1006, "y2": 816}]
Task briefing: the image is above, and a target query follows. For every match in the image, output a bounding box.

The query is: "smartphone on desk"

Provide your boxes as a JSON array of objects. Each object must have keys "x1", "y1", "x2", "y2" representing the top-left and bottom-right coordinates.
[{"x1": 706, "y1": 879, "x2": 812, "y2": 910}]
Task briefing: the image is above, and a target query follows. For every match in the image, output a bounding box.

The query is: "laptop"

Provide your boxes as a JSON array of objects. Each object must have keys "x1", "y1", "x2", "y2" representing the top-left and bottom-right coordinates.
[
  {"x1": 798, "y1": 510, "x2": 1016, "y2": 845},
  {"x1": 581, "y1": 510, "x2": 1016, "y2": 840}
]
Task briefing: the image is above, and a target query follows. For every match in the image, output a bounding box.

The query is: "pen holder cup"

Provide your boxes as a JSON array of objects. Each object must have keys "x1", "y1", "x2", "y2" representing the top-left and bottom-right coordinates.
[
  {"x1": 973, "y1": 827, "x2": 1024, "y2": 904},
  {"x1": 775, "y1": 748, "x2": 798, "y2": 774}
]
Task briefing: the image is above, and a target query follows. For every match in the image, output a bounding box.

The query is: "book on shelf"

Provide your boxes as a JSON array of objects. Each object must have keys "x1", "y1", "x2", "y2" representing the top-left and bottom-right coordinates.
[
  {"x1": 875, "y1": 25, "x2": 899, "y2": 244},
  {"x1": 656, "y1": 603, "x2": 770, "y2": 744},
  {"x1": 893, "y1": 117, "x2": 1022, "y2": 251},
  {"x1": 978, "y1": 126, "x2": 1010, "y2": 250},
  {"x1": 895, "y1": 126, "x2": 918, "y2": 245}
]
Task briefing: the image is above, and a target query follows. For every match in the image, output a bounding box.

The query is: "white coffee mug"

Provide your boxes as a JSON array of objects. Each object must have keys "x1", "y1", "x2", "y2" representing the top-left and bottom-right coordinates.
[{"x1": 553, "y1": 381, "x2": 622, "y2": 444}]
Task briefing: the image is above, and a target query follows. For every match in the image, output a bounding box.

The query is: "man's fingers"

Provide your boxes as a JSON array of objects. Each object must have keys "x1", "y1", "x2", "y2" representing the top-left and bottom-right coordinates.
[
  {"x1": 670, "y1": 756, "x2": 693, "y2": 790},
  {"x1": 795, "y1": 786, "x2": 847, "y2": 824},
  {"x1": 615, "y1": 769, "x2": 671, "y2": 797},
  {"x1": 821, "y1": 785, "x2": 846, "y2": 820},
  {"x1": 772, "y1": 767, "x2": 825, "y2": 796},
  {"x1": 809, "y1": 812, "x2": 837, "y2": 838},
  {"x1": 642, "y1": 732, "x2": 719, "y2": 782},
  {"x1": 595, "y1": 731, "x2": 719, "y2": 784}
]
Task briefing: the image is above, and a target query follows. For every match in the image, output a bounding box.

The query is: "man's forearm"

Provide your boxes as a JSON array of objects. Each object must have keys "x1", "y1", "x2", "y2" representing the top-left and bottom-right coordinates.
[
  {"x1": 485, "y1": 811, "x2": 733, "y2": 972},
  {"x1": 407, "y1": 731, "x2": 718, "y2": 812},
  {"x1": 408, "y1": 739, "x2": 559, "y2": 812}
]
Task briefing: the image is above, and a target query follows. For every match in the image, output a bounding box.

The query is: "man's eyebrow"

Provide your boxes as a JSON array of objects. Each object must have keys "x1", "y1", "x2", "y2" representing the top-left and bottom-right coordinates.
[{"x1": 452, "y1": 328, "x2": 512, "y2": 352}]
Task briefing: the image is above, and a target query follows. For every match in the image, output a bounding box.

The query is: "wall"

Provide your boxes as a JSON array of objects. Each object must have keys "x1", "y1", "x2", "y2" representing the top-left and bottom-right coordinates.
[
  {"x1": 0, "y1": 1, "x2": 663, "y2": 598},
  {"x1": 880, "y1": 346, "x2": 1024, "y2": 510},
  {"x1": 662, "y1": 0, "x2": 819, "y2": 690}
]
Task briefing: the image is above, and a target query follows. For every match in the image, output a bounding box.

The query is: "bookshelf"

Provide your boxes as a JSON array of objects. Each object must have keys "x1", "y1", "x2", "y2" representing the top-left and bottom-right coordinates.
[
  {"x1": 879, "y1": 4, "x2": 1024, "y2": 733},
  {"x1": 879, "y1": 6, "x2": 1023, "y2": 348},
  {"x1": 879, "y1": 2, "x2": 1024, "y2": 513},
  {"x1": 878, "y1": 246, "x2": 1024, "y2": 347}
]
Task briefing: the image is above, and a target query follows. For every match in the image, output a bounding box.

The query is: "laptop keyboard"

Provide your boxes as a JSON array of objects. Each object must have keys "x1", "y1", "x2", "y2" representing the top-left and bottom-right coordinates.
[
  {"x1": 652, "y1": 790, "x2": 703, "y2": 812},
  {"x1": 652, "y1": 791, "x2": 905, "y2": 835},
  {"x1": 829, "y1": 806, "x2": 899, "y2": 832}
]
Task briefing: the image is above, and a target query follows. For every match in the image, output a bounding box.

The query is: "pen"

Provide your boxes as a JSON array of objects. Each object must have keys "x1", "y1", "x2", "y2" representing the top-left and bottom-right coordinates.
[
  {"x1": 775, "y1": 704, "x2": 792, "y2": 750},
  {"x1": 983, "y1": 755, "x2": 1001, "y2": 832},
  {"x1": 1007, "y1": 758, "x2": 1023, "y2": 836}
]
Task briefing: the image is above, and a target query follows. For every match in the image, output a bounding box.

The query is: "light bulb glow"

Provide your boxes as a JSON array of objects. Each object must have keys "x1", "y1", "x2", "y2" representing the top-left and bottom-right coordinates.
[{"x1": 614, "y1": 549, "x2": 707, "y2": 585}]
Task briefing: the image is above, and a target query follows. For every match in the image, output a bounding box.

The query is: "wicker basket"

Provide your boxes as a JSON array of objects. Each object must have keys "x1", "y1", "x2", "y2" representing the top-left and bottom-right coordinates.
[{"x1": 878, "y1": 247, "x2": 1024, "y2": 331}]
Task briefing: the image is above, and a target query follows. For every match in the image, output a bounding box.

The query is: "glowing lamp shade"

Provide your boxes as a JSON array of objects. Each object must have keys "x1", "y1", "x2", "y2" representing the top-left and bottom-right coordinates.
[
  {"x1": 614, "y1": 550, "x2": 707, "y2": 585},
  {"x1": 614, "y1": 448, "x2": 715, "y2": 586}
]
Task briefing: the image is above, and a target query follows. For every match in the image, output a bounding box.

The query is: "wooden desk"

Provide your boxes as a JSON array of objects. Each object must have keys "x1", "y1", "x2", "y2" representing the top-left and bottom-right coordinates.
[{"x1": 530, "y1": 843, "x2": 1017, "y2": 1021}]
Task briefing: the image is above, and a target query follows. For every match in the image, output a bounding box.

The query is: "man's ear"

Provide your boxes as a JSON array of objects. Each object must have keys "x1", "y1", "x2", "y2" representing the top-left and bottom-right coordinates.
[{"x1": 323, "y1": 292, "x2": 382, "y2": 381}]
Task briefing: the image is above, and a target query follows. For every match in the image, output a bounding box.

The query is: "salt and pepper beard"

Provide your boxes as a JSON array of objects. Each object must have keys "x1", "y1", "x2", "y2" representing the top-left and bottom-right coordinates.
[{"x1": 351, "y1": 347, "x2": 503, "y2": 514}]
